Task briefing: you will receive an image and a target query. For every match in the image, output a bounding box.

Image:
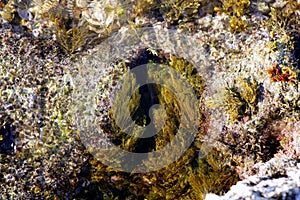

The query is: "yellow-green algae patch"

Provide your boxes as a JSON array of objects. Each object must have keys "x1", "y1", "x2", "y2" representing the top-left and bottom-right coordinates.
[{"x1": 90, "y1": 53, "x2": 238, "y2": 199}]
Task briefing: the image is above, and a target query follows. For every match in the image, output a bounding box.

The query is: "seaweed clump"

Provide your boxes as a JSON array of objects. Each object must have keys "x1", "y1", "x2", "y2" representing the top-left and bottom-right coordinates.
[
  {"x1": 89, "y1": 146, "x2": 238, "y2": 199},
  {"x1": 189, "y1": 148, "x2": 239, "y2": 199},
  {"x1": 53, "y1": 18, "x2": 89, "y2": 54},
  {"x1": 168, "y1": 55, "x2": 204, "y2": 98},
  {"x1": 91, "y1": 51, "x2": 239, "y2": 199},
  {"x1": 211, "y1": 78, "x2": 260, "y2": 123},
  {"x1": 215, "y1": 0, "x2": 250, "y2": 33},
  {"x1": 160, "y1": 0, "x2": 202, "y2": 25},
  {"x1": 42, "y1": 1, "x2": 91, "y2": 54},
  {"x1": 132, "y1": 0, "x2": 159, "y2": 19},
  {"x1": 130, "y1": 0, "x2": 222, "y2": 30},
  {"x1": 160, "y1": 0, "x2": 221, "y2": 28}
]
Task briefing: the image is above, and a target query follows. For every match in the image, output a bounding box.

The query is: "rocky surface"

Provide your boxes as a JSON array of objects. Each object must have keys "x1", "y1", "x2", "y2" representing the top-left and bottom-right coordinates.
[
  {"x1": 205, "y1": 158, "x2": 300, "y2": 200},
  {"x1": 0, "y1": 0, "x2": 300, "y2": 199}
]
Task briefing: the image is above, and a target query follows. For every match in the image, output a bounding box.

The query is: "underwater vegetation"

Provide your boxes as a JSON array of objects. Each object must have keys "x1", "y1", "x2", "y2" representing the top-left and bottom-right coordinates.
[
  {"x1": 132, "y1": 0, "x2": 159, "y2": 19},
  {"x1": 265, "y1": 0, "x2": 300, "y2": 70},
  {"x1": 206, "y1": 75, "x2": 282, "y2": 177},
  {"x1": 113, "y1": 0, "x2": 223, "y2": 32},
  {"x1": 89, "y1": 146, "x2": 238, "y2": 199},
  {"x1": 215, "y1": 0, "x2": 250, "y2": 33},
  {"x1": 160, "y1": 0, "x2": 203, "y2": 25},
  {"x1": 130, "y1": 0, "x2": 250, "y2": 32},
  {"x1": 217, "y1": 0, "x2": 250, "y2": 17},
  {"x1": 261, "y1": 116, "x2": 300, "y2": 159},
  {"x1": 207, "y1": 71, "x2": 299, "y2": 178},
  {"x1": 90, "y1": 51, "x2": 239, "y2": 199},
  {"x1": 53, "y1": 18, "x2": 89, "y2": 54},
  {"x1": 227, "y1": 15, "x2": 247, "y2": 33},
  {"x1": 168, "y1": 55, "x2": 204, "y2": 98},
  {"x1": 1, "y1": 0, "x2": 300, "y2": 198},
  {"x1": 209, "y1": 78, "x2": 260, "y2": 123},
  {"x1": 131, "y1": 0, "x2": 221, "y2": 25},
  {"x1": 189, "y1": 148, "x2": 239, "y2": 199},
  {"x1": 0, "y1": 0, "x2": 128, "y2": 54}
]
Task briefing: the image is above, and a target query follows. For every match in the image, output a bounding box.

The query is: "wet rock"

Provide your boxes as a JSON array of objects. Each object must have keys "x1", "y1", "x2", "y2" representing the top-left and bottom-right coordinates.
[{"x1": 205, "y1": 158, "x2": 300, "y2": 200}]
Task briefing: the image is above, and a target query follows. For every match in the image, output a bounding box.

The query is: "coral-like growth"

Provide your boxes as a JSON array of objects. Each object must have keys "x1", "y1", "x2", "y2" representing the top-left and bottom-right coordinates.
[{"x1": 267, "y1": 63, "x2": 297, "y2": 84}]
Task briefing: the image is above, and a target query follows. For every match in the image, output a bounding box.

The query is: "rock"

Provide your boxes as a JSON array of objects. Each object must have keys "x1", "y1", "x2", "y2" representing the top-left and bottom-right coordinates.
[
  {"x1": 272, "y1": 0, "x2": 287, "y2": 8},
  {"x1": 205, "y1": 158, "x2": 300, "y2": 200},
  {"x1": 257, "y1": 2, "x2": 270, "y2": 14},
  {"x1": 205, "y1": 193, "x2": 222, "y2": 200}
]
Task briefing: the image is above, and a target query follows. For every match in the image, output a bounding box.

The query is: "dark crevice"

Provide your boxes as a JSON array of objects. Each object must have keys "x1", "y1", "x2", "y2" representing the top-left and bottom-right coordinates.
[{"x1": 0, "y1": 124, "x2": 16, "y2": 154}]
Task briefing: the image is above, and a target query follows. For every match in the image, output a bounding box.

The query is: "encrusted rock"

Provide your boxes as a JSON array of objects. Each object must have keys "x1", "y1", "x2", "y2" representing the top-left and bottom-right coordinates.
[{"x1": 205, "y1": 158, "x2": 300, "y2": 200}]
